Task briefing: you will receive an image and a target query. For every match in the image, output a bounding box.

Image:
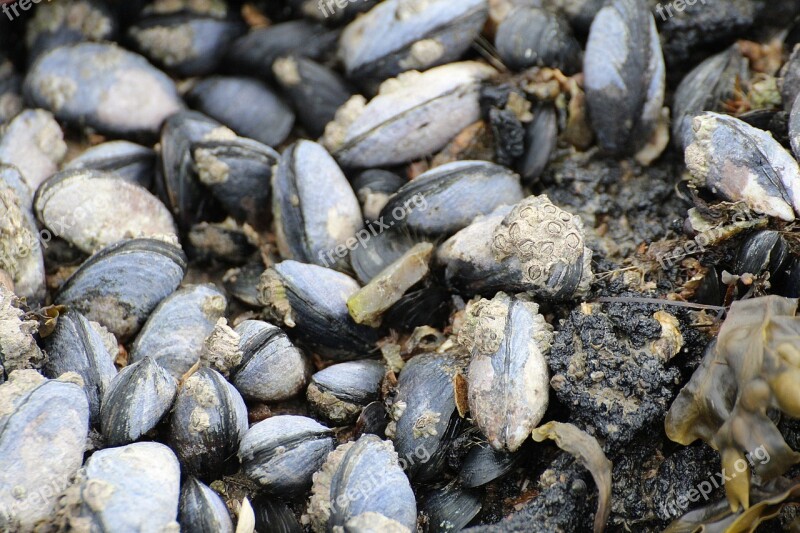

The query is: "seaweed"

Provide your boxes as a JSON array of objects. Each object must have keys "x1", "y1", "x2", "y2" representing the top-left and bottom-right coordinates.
[{"x1": 665, "y1": 296, "x2": 800, "y2": 512}]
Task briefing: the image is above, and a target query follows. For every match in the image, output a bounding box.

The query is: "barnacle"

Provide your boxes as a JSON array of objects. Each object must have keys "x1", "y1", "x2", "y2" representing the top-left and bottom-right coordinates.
[{"x1": 665, "y1": 296, "x2": 800, "y2": 512}]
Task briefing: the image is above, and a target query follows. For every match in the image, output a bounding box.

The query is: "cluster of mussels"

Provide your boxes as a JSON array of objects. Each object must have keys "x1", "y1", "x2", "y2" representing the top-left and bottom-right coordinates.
[{"x1": 4, "y1": 0, "x2": 800, "y2": 532}]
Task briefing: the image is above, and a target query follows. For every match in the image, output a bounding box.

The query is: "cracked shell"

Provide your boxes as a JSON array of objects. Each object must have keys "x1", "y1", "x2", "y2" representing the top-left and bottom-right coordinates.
[
  {"x1": 0, "y1": 371, "x2": 89, "y2": 531},
  {"x1": 167, "y1": 367, "x2": 248, "y2": 479},
  {"x1": 99, "y1": 356, "x2": 178, "y2": 446},
  {"x1": 338, "y1": 0, "x2": 489, "y2": 87},
  {"x1": 458, "y1": 292, "x2": 552, "y2": 452},
  {"x1": 238, "y1": 414, "x2": 335, "y2": 496},
  {"x1": 55, "y1": 238, "x2": 187, "y2": 342},
  {"x1": 24, "y1": 42, "x2": 183, "y2": 138},
  {"x1": 322, "y1": 61, "x2": 496, "y2": 168}
]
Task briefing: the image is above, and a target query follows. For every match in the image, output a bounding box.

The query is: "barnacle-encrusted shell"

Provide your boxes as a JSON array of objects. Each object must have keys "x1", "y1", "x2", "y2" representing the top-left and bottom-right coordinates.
[
  {"x1": 491, "y1": 195, "x2": 594, "y2": 299},
  {"x1": 687, "y1": 112, "x2": 800, "y2": 222},
  {"x1": 307, "y1": 434, "x2": 417, "y2": 533},
  {"x1": 0, "y1": 370, "x2": 89, "y2": 531},
  {"x1": 0, "y1": 284, "x2": 45, "y2": 373},
  {"x1": 306, "y1": 360, "x2": 384, "y2": 424},
  {"x1": 459, "y1": 292, "x2": 552, "y2": 451},
  {"x1": 0, "y1": 109, "x2": 67, "y2": 197}
]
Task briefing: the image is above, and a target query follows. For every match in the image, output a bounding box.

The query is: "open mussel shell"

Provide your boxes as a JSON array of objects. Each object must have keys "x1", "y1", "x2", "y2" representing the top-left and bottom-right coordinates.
[
  {"x1": 24, "y1": 42, "x2": 183, "y2": 138},
  {"x1": 179, "y1": 477, "x2": 234, "y2": 533},
  {"x1": 55, "y1": 238, "x2": 187, "y2": 341},
  {"x1": 252, "y1": 494, "x2": 303, "y2": 533},
  {"x1": 352, "y1": 169, "x2": 406, "y2": 222},
  {"x1": 307, "y1": 359, "x2": 385, "y2": 424},
  {"x1": 192, "y1": 136, "x2": 278, "y2": 230},
  {"x1": 258, "y1": 261, "x2": 379, "y2": 361},
  {"x1": 307, "y1": 434, "x2": 417, "y2": 532},
  {"x1": 272, "y1": 55, "x2": 352, "y2": 138},
  {"x1": 129, "y1": 12, "x2": 244, "y2": 77},
  {"x1": 584, "y1": 0, "x2": 665, "y2": 155},
  {"x1": 42, "y1": 309, "x2": 117, "y2": 425},
  {"x1": 459, "y1": 443, "x2": 521, "y2": 487},
  {"x1": 60, "y1": 442, "x2": 181, "y2": 532},
  {"x1": 63, "y1": 140, "x2": 156, "y2": 189},
  {"x1": 34, "y1": 169, "x2": 177, "y2": 254},
  {"x1": 672, "y1": 44, "x2": 748, "y2": 151},
  {"x1": 187, "y1": 76, "x2": 294, "y2": 147},
  {"x1": 322, "y1": 61, "x2": 496, "y2": 168},
  {"x1": 387, "y1": 351, "x2": 464, "y2": 482},
  {"x1": 230, "y1": 319, "x2": 309, "y2": 402},
  {"x1": 158, "y1": 110, "x2": 227, "y2": 230},
  {"x1": 273, "y1": 140, "x2": 363, "y2": 272},
  {"x1": 381, "y1": 160, "x2": 524, "y2": 238},
  {"x1": 0, "y1": 371, "x2": 89, "y2": 530},
  {"x1": 168, "y1": 367, "x2": 248, "y2": 480},
  {"x1": 419, "y1": 482, "x2": 482, "y2": 532},
  {"x1": 339, "y1": 0, "x2": 489, "y2": 87},
  {"x1": 0, "y1": 165, "x2": 46, "y2": 303},
  {"x1": 459, "y1": 292, "x2": 552, "y2": 452},
  {"x1": 0, "y1": 108, "x2": 67, "y2": 198},
  {"x1": 225, "y1": 20, "x2": 339, "y2": 75},
  {"x1": 25, "y1": 0, "x2": 117, "y2": 61},
  {"x1": 100, "y1": 356, "x2": 178, "y2": 446},
  {"x1": 495, "y1": 6, "x2": 581, "y2": 74},
  {"x1": 238, "y1": 414, "x2": 335, "y2": 495}
]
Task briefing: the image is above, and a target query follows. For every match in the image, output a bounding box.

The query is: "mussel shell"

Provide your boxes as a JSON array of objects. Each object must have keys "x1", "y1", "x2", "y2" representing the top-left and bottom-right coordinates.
[
  {"x1": 252, "y1": 494, "x2": 303, "y2": 533},
  {"x1": 0, "y1": 165, "x2": 46, "y2": 303},
  {"x1": 287, "y1": 0, "x2": 379, "y2": 26},
  {"x1": 495, "y1": 7, "x2": 581, "y2": 74},
  {"x1": 187, "y1": 221, "x2": 257, "y2": 264},
  {"x1": 349, "y1": 227, "x2": 418, "y2": 285},
  {"x1": 782, "y1": 45, "x2": 800, "y2": 113},
  {"x1": 222, "y1": 262, "x2": 264, "y2": 307},
  {"x1": 238, "y1": 414, "x2": 335, "y2": 495},
  {"x1": 64, "y1": 140, "x2": 155, "y2": 189},
  {"x1": 100, "y1": 356, "x2": 178, "y2": 446},
  {"x1": 352, "y1": 169, "x2": 406, "y2": 222},
  {"x1": 672, "y1": 45, "x2": 749, "y2": 151},
  {"x1": 55, "y1": 238, "x2": 187, "y2": 341},
  {"x1": 518, "y1": 102, "x2": 557, "y2": 187},
  {"x1": 42, "y1": 309, "x2": 117, "y2": 424},
  {"x1": 24, "y1": 42, "x2": 183, "y2": 138},
  {"x1": 308, "y1": 434, "x2": 417, "y2": 532},
  {"x1": 584, "y1": 0, "x2": 665, "y2": 155},
  {"x1": 379, "y1": 160, "x2": 524, "y2": 238},
  {"x1": 307, "y1": 359, "x2": 385, "y2": 424},
  {"x1": 0, "y1": 108, "x2": 67, "y2": 198},
  {"x1": 258, "y1": 260, "x2": 379, "y2": 360},
  {"x1": 791, "y1": 93, "x2": 800, "y2": 161},
  {"x1": 322, "y1": 61, "x2": 496, "y2": 168},
  {"x1": 339, "y1": 0, "x2": 489, "y2": 87},
  {"x1": 187, "y1": 76, "x2": 294, "y2": 147},
  {"x1": 461, "y1": 292, "x2": 552, "y2": 451},
  {"x1": 25, "y1": 0, "x2": 117, "y2": 61},
  {"x1": 734, "y1": 230, "x2": 790, "y2": 279},
  {"x1": 158, "y1": 110, "x2": 226, "y2": 230},
  {"x1": 225, "y1": 20, "x2": 339, "y2": 74},
  {"x1": 65, "y1": 442, "x2": 181, "y2": 532},
  {"x1": 272, "y1": 55, "x2": 352, "y2": 138},
  {"x1": 0, "y1": 371, "x2": 89, "y2": 530},
  {"x1": 168, "y1": 367, "x2": 248, "y2": 479},
  {"x1": 459, "y1": 443, "x2": 521, "y2": 487},
  {"x1": 419, "y1": 482, "x2": 482, "y2": 532},
  {"x1": 34, "y1": 169, "x2": 177, "y2": 254},
  {"x1": 179, "y1": 477, "x2": 234, "y2": 533},
  {"x1": 389, "y1": 351, "x2": 463, "y2": 481},
  {"x1": 129, "y1": 13, "x2": 245, "y2": 77},
  {"x1": 230, "y1": 319, "x2": 309, "y2": 402},
  {"x1": 382, "y1": 282, "x2": 452, "y2": 332},
  {"x1": 192, "y1": 135, "x2": 278, "y2": 230},
  {"x1": 0, "y1": 62, "x2": 22, "y2": 126},
  {"x1": 272, "y1": 140, "x2": 363, "y2": 272}
]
